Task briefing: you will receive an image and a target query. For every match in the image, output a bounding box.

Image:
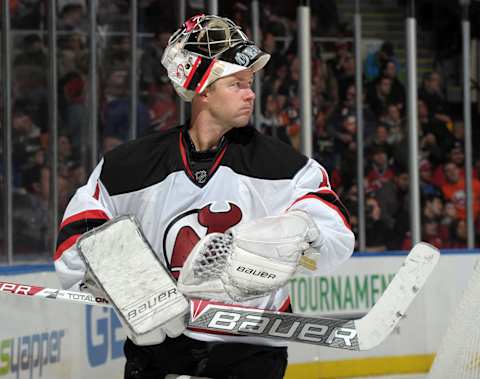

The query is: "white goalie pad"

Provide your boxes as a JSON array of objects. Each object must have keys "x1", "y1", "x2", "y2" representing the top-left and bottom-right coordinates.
[{"x1": 77, "y1": 215, "x2": 189, "y2": 336}]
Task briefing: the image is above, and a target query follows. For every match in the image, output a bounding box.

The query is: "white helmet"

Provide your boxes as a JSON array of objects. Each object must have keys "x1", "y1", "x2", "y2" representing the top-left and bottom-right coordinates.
[{"x1": 161, "y1": 14, "x2": 270, "y2": 102}]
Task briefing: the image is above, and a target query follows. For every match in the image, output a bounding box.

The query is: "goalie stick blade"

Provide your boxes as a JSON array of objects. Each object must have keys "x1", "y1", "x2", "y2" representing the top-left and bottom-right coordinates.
[
  {"x1": 187, "y1": 299, "x2": 361, "y2": 350},
  {"x1": 354, "y1": 242, "x2": 440, "y2": 350},
  {"x1": 186, "y1": 242, "x2": 440, "y2": 350}
]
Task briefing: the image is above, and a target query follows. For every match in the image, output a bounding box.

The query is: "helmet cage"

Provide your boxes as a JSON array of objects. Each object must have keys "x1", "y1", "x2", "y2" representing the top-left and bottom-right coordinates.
[{"x1": 168, "y1": 14, "x2": 249, "y2": 59}]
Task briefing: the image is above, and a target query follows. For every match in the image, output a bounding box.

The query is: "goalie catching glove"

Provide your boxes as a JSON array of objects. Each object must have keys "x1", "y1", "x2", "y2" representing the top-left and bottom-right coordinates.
[{"x1": 178, "y1": 210, "x2": 320, "y2": 302}]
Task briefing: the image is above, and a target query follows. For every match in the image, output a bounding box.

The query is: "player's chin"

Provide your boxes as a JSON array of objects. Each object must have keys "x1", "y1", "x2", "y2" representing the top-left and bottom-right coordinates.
[
  {"x1": 232, "y1": 117, "x2": 250, "y2": 128},
  {"x1": 233, "y1": 113, "x2": 252, "y2": 127}
]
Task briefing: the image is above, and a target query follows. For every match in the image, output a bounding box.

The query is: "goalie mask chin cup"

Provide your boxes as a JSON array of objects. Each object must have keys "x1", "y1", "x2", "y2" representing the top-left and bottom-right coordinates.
[{"x1": 161, "y1": 14, "x2": 270, "y2": 102}]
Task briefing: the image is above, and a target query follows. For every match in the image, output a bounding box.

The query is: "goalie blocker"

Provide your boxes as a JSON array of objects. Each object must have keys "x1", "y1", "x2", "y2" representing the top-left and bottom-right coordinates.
[{"x1": 76, "y1": 216, "x2": 189, "y2": 344}]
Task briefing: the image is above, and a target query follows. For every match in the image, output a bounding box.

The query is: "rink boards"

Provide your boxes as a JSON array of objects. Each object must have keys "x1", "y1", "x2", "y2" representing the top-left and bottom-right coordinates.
[{"x1": 0, "y1": 250, "x2": 478, "y2": 379}]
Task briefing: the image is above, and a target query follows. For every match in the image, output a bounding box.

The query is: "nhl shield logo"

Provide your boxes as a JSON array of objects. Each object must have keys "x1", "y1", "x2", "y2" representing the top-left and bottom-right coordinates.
[{"x1": 194, "y1": 169, "x2": 208, "y2": 184}]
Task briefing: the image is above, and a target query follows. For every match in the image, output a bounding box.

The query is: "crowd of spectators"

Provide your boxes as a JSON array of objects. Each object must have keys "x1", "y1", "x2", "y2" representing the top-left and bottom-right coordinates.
[{"x1": 1, "y1": 0, "x2": 479, "y2": 257}]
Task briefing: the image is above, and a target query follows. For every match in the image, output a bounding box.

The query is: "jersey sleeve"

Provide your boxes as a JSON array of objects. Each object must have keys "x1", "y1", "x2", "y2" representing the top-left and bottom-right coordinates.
[
  {"x1": 288, "y1": 158, "x2": 355, "y2": 275},
  {"x1": 54, "y1": 159, "x2": 116, "y2": 292}
]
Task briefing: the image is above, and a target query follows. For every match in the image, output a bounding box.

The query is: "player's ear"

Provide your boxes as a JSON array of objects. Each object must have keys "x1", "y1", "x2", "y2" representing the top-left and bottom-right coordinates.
[
  {"x1": 203, "y1": 81, "x2": 218, "y2": 98},
  {"x1": 199, "y1": 88, "x2": 211, "y2": 103}
]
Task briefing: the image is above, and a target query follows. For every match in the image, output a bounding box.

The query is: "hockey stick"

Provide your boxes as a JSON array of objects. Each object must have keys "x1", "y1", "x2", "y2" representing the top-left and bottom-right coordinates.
[{"x1": 0, "y1": 242, "x2": 439, "y2": 350}]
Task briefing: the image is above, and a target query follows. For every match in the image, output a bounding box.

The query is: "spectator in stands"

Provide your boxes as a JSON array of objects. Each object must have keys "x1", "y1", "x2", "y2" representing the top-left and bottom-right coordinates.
[
  {"x1": 312, "y1": 57, "x2": 338, "y2": 112},
  {"x1": 381, "y1": 60, "x2": 405, "y2": 109},
  {"x1": 311, "y1": 0, "x2": 339, "y2": 35},
  {"x1": 9, "y1": 188, "x2": 49, "y2": 254},
  {"x1": 366, "y1": 125, "x2": 394, "y2": 162},
  {"x1": 324, "y1": 40, "x2": 354, "y2": 102},
  {"x1": 261, "y1": 32, "x2": 283, "y2": 71},
  {"x1": 327, "y1": 40, "x2": 352, "y2": 82},
  {"x1": 422, "y1": 194, "x2": 448, "y2": 248},
  {"x1": 283, "y1": 95, "x2": 301, "y2": 150},
  {"x1": 441, "y1": 162, "x2": 480, "y2": 221},
  {"x1": 365, "y1": 195, "x2": 390, "y2": 252},
  {"x1": 140, "y1": 30, "x2": 171, "y2": 93},
  {"x1": 59, "y1": 71, "x2": 88, "y2": 151},
  {"x1": 335, "y1": 53, "x2": 356, "y2": 103},
  {"x1": 367, "y1": 76, "x2": 394, "y2": 118},
  {"x1": 380, "y1": 104, "x2": 404, "y2": 145},
  {"x1": 284, "y1": 56, "x2": 300, "y2": 98},
  {"x1": 418, "y1": 71, "x2": 452, "y2": 128},
  {"x1": 312, "y1": 108, "x2": 335, "y2": 172},
  {"x1": 446, "y1": 219, "x2": 468, "y2": 249},
  {"x1": 13, "y1": 165, "x2": 68, "y2": 253},
  {"x1": 14, "y1": 34, "x2": 48, "y2": 70},
  {"x1": 102, "y1": 68, "x2": 150, "y2": 141},
  {"x1": 58, "y1": 3, "x2": 86, "y2": 31},
  {"x1": 420, "y1": 130, "x2": 443, "y2": 168},
  {"x1": 330, "y1": 112, "x2": 358, "y2": 192},
  {"x1": 364, "y1": 41, "x2": 399, "y2": 82},
  {"x1": 451, "y1": 121, "x2": 465, "y2": 147},
  {"x1": 58, "y1": 133, "x2": 78, "y2": 177},
  {"x1": 327, "y1": 81, "x2": 378, "y2": 140},
  {"x1": 12, "y1": 107, "x2": 42, "y2": 186},
  {"x1": 103, "y1": 36, "x2": 131, "y2": 71},
  {"x1": 58, "y1": 31, "x2": 87, "y2": 77},
  {"x1": 423, "y1": 194, "x2": 445, "y2": 223},
  {"x1": 366, "y1": 146, "x2": 395, "y2": 193},
  {"x1": 432, "y1": 142, "x2": 465, "y2": 187},
  {"x1": 12, "y1": 81, "x2": 49, "y2": 136},
  {"x1": 332, "y1": 112, "x2": 356, "y2": 158},
  {"x1": 419, "y1": 159, "x2": 443, "y2": 199},
  {"x1": 421, "y1": 218, "x2": 444, "y2": 249},
  {"x1": 418, "y1": 99, "x2": 454, "y2": 163},
  {"x1": 260, "y1": 94, "x2": 291, "y2": 145},
  {"x1": 148, "y1": 76, "x2": 178, "y2": 133},
  {"x1": 9, "y1": 0, "x2": 44, "y2": 29},
  {"x1": 59, "y1": 30, "x2": 85, "y2": 52},
  {"x1": 69, "y1": 162, "x2": 87, "y2": 189},
  {"x1": 263, "y1": 58, "x2": 289, "y2": 102},
  {"x1": 442, "y1": 201, "x2": 458, "y2": 232},
  {"x1": 375, "y1": 169, "x2": 410, "y2": 249}
]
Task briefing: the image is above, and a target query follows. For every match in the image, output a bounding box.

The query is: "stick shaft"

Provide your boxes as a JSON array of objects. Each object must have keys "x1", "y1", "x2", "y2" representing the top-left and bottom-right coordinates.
[
  {"x1": 0, "y1": 281, "x2": 111, "y2": 307},
  {"x1": 0, "y1": 243, "x2": 439, "y2": 350}
]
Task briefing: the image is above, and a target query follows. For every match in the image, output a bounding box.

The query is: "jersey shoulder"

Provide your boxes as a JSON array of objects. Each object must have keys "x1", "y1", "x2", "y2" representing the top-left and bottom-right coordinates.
[
  {"x1": 224, "y1": 127, "x2": 308, "y2": 180},
  {"x1": 100, "y1": 127, "x2": 182, "y2": 195}
]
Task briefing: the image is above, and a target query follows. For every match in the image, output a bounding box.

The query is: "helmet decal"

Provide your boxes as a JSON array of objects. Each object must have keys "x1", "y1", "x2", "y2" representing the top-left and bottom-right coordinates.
[{"x1": 161, "y1": 14, "x2": 270, "y2": 101}]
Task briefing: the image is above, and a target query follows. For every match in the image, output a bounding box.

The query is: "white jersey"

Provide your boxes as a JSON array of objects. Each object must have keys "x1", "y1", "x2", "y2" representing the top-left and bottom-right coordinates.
[{"x1": 54, "y1": 125, "x2": 354, "y2": 346}]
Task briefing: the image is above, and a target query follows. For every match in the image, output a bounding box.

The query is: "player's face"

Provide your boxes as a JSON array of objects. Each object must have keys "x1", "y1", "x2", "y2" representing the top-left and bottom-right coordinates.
[{"x1": 206, "y1": 70, "x2": 255, "y2": 128}]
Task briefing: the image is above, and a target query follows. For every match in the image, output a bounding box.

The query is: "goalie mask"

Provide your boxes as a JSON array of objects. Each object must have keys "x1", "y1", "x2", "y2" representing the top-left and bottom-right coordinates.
[{"x1": 161, "y1": 14, "x2": 270, "y2": 101}]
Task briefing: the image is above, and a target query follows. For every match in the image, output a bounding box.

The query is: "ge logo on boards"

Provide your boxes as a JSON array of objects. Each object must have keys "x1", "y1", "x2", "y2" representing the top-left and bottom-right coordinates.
[{"x1": 86, "y1": 306, "x2": 125, "y2": 367}]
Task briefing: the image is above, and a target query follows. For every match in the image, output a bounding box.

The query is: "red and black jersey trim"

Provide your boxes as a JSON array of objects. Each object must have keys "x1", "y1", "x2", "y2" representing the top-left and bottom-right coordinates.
[
  {"x1": 290, "y1": 189, "x2": 351, "y2": 229},
  {"x1": 99, "y1": 125, "x2": 309, "y2": 197},
  {"x1": 54, "y1": 210, "x2": 110, "y2": 260},
  {"x1": 179, "y1": 129, "x2": 228, "y2": 188}
]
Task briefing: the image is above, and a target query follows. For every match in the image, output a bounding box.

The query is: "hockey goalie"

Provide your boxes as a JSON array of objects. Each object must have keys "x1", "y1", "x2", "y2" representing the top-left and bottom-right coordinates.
[{"x1": 54, "y1": 13, "x2": 355, "y2": 379}]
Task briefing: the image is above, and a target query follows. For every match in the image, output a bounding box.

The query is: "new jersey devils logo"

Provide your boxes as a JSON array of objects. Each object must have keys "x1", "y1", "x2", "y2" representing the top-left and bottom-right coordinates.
[{"x1": 163, "y1": 202, "x2": 242, "y2": 278}]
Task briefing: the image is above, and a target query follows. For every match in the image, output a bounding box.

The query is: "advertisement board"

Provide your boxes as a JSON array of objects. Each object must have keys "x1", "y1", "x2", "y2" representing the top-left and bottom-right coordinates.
[{"x1": 0, "y1": 250, "x2": 478, "y2": 378}]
